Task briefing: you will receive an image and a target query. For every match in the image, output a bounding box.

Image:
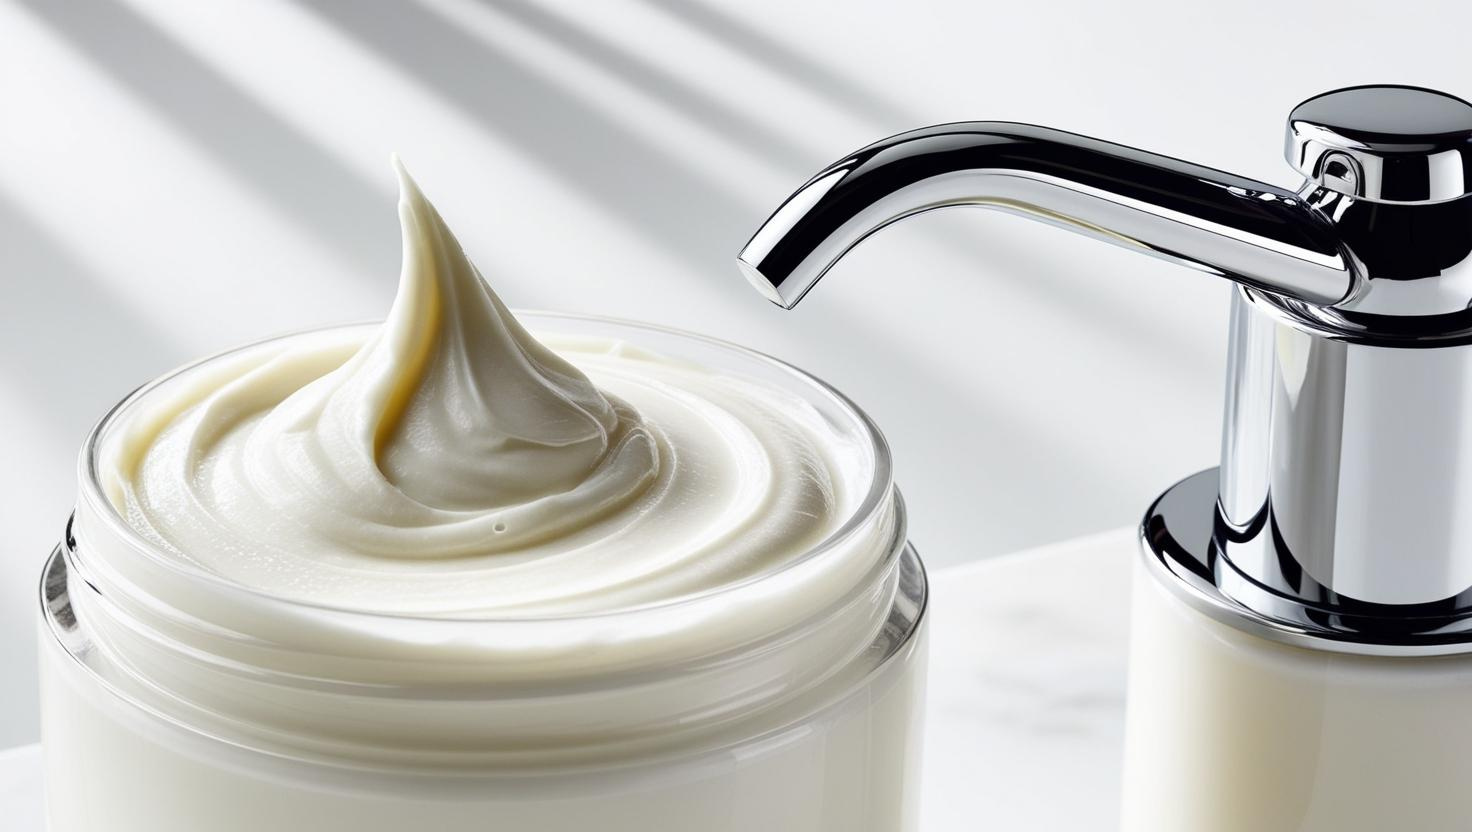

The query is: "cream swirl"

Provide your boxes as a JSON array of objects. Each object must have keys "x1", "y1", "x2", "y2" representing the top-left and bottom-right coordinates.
[{"x1": 103, "y1": 162, "x2": 852, "y2": 617}]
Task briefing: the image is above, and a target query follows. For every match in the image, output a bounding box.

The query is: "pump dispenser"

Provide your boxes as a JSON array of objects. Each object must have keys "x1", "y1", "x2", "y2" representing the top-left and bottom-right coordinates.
[{"x1": 739, "y1": 85, "x2": 1472, "y2": 830}]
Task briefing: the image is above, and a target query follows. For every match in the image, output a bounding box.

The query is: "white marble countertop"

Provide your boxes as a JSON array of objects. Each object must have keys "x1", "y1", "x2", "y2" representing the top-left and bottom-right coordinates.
[
  {"x1": 0, "y1": 528, "x2": 1135, "y2": 831},
  {"x1": 923, "y1": 528, "x2": 1132, "y2": 829}
]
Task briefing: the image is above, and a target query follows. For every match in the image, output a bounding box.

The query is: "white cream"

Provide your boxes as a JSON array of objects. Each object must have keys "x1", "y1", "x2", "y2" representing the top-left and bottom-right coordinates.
[
  {"x1": 41, "y1": 160, "x2": 926, "y2": 832},
  {"x1": 106, "y1": 161, "x2": 844, "y2": 617}
]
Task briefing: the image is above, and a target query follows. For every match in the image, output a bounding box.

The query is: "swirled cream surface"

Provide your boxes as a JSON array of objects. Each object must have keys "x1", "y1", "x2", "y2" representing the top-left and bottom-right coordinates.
[
  {"x1": 100, "y1": 162, "x2": 856, "y2": 618},
  {"x1": 46, "y1": 163, "x2": 923, "y2": 832}
]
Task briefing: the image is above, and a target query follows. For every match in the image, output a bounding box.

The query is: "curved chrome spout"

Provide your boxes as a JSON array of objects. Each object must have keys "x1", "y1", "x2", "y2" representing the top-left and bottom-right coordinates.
[{"x1": 737, "y1": 123, "x2": 1356, "y2": 309}]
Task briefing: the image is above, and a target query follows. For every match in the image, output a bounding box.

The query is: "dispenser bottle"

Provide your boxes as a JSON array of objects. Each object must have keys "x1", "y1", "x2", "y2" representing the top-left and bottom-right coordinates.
[{"x1": 737, "y1": 85, "x2": 1472, "y2": 831}]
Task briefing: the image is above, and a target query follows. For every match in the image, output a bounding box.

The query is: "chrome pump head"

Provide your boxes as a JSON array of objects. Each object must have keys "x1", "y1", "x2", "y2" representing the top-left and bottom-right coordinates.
[{"x1": 739, "y1": 85, "x2": 1472, "y2": 655}]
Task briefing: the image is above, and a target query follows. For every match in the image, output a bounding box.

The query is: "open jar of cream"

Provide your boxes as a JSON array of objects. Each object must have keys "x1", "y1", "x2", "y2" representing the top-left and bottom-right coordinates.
[{"x1": 37, "y1": 165, "x2": 927, "y2": 832}]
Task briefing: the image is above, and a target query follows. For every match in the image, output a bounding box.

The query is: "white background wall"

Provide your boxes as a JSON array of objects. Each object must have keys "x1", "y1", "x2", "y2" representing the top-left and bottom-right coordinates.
[{"x1": 1, "y1": 0, "x2": 1468, "y2": 748}]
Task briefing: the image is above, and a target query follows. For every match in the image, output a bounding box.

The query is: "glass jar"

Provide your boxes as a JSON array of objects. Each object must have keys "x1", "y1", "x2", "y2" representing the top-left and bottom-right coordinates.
[{"x1": 37, "y1": 314, "x2": 927, "y2": 832}]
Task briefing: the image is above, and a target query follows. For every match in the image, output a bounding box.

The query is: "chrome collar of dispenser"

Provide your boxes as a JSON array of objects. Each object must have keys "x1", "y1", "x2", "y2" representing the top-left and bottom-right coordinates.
[
  {"x1": 1143, "y1": 468, "x2": 1472, "y2": 657},
  {"x1": 737, "y1": 85, "x2": 1472, "y2": 656}
]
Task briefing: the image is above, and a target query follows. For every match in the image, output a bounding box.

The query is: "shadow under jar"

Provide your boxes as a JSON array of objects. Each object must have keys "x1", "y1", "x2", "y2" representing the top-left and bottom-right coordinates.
[{"x1": 37, "y1": 314, "x2": 927, "y2": 832}]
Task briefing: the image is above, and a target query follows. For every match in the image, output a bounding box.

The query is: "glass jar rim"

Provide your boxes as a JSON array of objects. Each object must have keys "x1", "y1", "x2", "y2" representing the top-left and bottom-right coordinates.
[{"x1": 73, "y1": 310, "x2": 903, "y2": 629}]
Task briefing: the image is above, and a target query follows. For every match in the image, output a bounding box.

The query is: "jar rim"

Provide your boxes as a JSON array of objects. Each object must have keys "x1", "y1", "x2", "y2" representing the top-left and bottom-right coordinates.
[
  {"x1": 73, "y1": 311, "x2": 903, "y2": 628},
  {"x1": 39, "y1": 540, "x2": 928, "y2": 778}
]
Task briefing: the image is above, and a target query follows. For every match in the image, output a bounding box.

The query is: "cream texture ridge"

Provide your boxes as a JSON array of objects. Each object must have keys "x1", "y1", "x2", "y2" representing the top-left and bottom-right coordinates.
[{"x1": 101, "y1": 162, "x2": 858, "y2": 617}]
